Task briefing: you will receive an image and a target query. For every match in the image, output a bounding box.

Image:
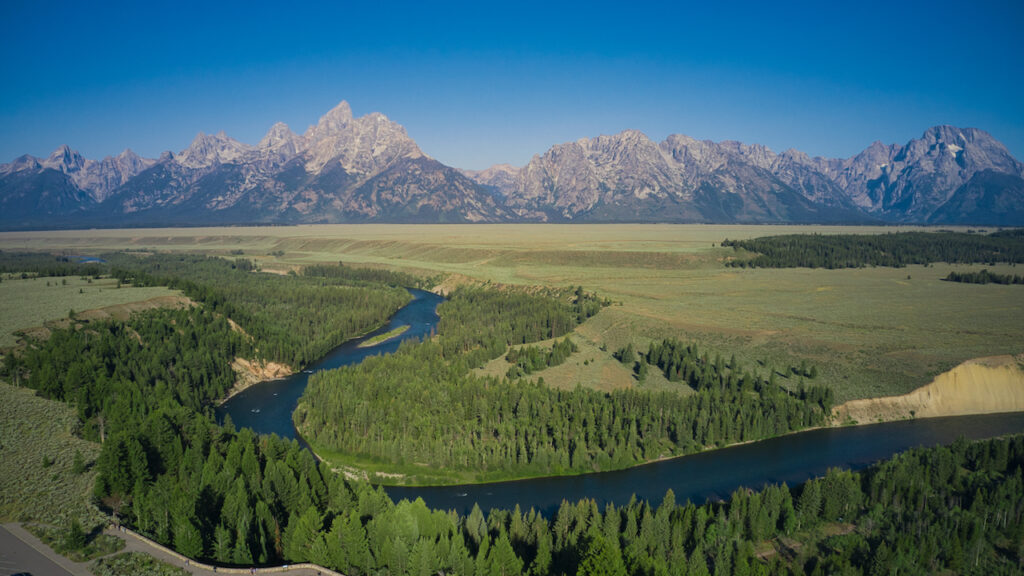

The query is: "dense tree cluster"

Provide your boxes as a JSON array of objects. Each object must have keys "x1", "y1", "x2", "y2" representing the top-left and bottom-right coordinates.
[
  {"x1": 99, "y1": 406, "x2": 1024, "y2": 575},
  {"x1": 0, "y1": 251, "x2": 105, "y2": 277},
  {"x1": 436, "y1": 286, "x2": 605, "y2": 367},
  {"x1": 7, "y1": 307, "x2": 248, "y2": 441},
  {"x1": 505, "y1": 337, "x2": 578, "y2": 379},
  {"x1": 0, "y1": 251, "x2": 412, "y2": 369},
  {"x1": 296, "y1": 336, "x2": 831, "y2": 482},
  {"x1": 8, "y1": 249, "x2": 1023, "y2": 574},
  {"x1": 303, "y1": 263, "x2": 432, "y2": 290},
  {"x1": 644, "y1": 339, "x2": 832, "y2": 412},
  {"x1": 723, "y1": 231, "x2": 1024, "y2": 269},
  {"x1": 944, "y1": 269, "x2": 1024, "y2": 285},
  {"x1": 103, "y1": 254, "x2": 411, "y2": 367}
]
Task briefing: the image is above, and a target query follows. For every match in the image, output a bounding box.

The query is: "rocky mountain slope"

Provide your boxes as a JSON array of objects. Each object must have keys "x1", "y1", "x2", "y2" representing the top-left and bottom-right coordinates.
[
  {"x1": 469, "y1": 126, "x2": 1024, "y2": 224},
  {"x1": 2, "y1": 102, "x2": 1021, "y2": 228},
  {"x1": 1, "y1": 101, "x2": 503, "y2": 228}
]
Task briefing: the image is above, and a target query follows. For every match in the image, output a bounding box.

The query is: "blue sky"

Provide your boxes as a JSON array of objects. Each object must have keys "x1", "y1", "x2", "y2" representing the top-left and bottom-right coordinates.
[{"x1": 2, "y1": 0, "x2": 1022, "y2": 169}]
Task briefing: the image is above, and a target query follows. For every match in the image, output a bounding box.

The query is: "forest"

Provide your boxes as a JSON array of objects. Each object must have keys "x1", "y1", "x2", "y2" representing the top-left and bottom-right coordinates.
[
  {"x1": 295, "y1": 284, "x2": 832, "y2": 483},
  {"x1": 505, "y1": 337, "x2": 578, "y2": 379},
  {"x1": 435, "y1": 285, "x2": 606, "y2": 369},
  {"x1": 6, "y1": 307, "x2": 247, "y2": 442},
  {"x1": 722, "y1": 230, "x2": 1024, "y2": 268},
  {"x1": 944, "y1": 269, "x2": 1024, "y2": 285},
  {"x1": 3, "y1": 249, "x2": 1023, "y2": 575},
  {"x1": 87, "y1": 415, "x2": 1024, "y2": 575},
  {"x1": 0, "y1": 251, "x2": 412, "y2": 368},
  {"x1": 103, "y1": 253, "x2": 412, "y2": 367}
]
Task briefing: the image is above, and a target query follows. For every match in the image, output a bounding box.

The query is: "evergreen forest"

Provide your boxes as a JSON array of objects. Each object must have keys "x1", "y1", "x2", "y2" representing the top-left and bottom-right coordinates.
[
  {"x1": 944, "y1": 269, "x2": 1024, "y2": 285},
  {"x1": 2, "y1": 250, "x2": 1023, "y2": 575},
  {"x1": 723, "y1": 230, "x2": 1024, "y2": 269},
  {"x1": 296, "y1": 334, "x2": 833, "y2": 483}
]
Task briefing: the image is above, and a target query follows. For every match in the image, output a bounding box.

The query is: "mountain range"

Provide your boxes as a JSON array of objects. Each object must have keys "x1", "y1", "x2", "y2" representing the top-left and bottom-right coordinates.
[{"x1": 2, "y1": 101, "x2": 1022, "y2": 229}]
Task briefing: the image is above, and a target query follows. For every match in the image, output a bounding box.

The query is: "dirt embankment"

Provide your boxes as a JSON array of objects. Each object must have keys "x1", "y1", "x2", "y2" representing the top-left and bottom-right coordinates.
[
  {"x1": 834, "y1": 355, "x2": 1024, "y2": 424},
  {"x1": 220, "y1": 357, "x2": 293, "y2": 404},
  {"x1": 13, "y1": 294, "x2": 195, "y2": 345}
]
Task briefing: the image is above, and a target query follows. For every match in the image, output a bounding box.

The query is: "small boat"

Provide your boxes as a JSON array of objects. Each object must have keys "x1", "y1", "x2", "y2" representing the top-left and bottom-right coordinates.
[{"x1": 251, "y1": 409, "x2": 260, "y2": 413}]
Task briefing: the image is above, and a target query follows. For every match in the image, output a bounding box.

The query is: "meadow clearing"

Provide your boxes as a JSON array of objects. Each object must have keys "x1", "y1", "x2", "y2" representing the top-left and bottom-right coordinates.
[
  {"x1": 1, "y1": 224, "x2": 1021, "y2": 402},
  {"x1": 0, "y1": 274, "x2": 179, "y2": 348},
  {"x1": 0, "y1": 382, "x2": 103, "y2": 526}
]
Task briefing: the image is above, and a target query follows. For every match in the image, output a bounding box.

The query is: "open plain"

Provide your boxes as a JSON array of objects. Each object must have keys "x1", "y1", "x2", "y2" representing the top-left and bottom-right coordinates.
[{"x1": 2, "y1": 224, "x2": 1022, "y2": 402}]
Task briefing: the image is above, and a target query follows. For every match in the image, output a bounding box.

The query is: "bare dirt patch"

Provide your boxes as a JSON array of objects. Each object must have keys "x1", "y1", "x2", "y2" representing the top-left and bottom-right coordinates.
[
  {"x1": 834, "y1": 354, "x2": 1024, "y2": 424},
  {"x1": 221, "y1": 357, "x2": 294, "y2": 404}
]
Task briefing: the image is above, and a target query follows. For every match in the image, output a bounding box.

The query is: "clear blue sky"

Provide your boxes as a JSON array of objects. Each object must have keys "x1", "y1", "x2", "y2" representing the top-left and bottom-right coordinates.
[{"x1": 2, "y1": 0, "x2": 1022, "y2": 170}]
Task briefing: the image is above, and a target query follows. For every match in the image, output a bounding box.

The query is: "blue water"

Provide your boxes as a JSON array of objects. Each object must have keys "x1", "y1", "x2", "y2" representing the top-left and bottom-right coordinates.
[
  {"x1": 386, "y1": 411, "x2": 1024, "y2": 515},
  {"x1": 216, "y1": 288, "x2": 443, "y2": 439},
  {"x1": 217, "y1": 288, "x2": 1024, "y2": 515}
]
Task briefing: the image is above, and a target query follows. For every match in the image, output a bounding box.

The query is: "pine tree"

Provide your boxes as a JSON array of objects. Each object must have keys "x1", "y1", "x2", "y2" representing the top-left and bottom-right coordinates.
[
  {"x1": 577, "y1": 535, "x2": 628, "y2": 576},
  {"x1": 488, "y1": 533, "x2": 524, "y2": 576}
]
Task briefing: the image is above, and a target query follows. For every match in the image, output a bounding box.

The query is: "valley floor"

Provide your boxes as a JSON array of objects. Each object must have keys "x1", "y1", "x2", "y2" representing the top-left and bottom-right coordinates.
[{"x1": 1, "y1": 223, "x2": 1021, "y2": 403}]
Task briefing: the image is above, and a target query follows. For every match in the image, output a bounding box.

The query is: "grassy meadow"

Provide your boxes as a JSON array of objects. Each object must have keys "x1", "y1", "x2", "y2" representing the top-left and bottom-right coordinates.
[
  {"x1": 1, "y1": 224, "x2": 1021, "y2": 402},
  {"x1": 0, "y1": 274, "x2": 178, "y2": 348},
  {"x1": 0, "y1": 382, "x2": 103, "y2": 527}
]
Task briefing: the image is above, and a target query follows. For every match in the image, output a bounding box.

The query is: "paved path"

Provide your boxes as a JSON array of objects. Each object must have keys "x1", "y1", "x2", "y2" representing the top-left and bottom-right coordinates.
[
  {"x1": 0, "y1": 522, "x2": 338, "y2": 576},
  {"x1": 0, "y1": 523, "x2": 88, "y2": 576},
  {"x1": 106, "y1": 525, "x2": 334, "y2": 575}
]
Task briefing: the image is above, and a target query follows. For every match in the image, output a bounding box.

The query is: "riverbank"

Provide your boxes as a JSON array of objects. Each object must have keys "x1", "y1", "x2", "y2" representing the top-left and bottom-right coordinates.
[
  {"x1": 218, "y1": 357, "x2": 294, "y2": 406},
  {"x1": 833, "y1": 354, "x2": 1024, "y2": 424},
  {"x1": 311, "y1": 354, "x2": 1024, "y2": 488}
]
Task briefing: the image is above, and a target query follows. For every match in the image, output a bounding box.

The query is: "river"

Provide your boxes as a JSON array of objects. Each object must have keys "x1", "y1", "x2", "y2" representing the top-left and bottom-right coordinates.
[
  {"x1": 216, "y1": 288, "x2": 444, "y2": 439},
  {"x1": 219, "y1": 288, "x2": 1024, "y2": 515}
]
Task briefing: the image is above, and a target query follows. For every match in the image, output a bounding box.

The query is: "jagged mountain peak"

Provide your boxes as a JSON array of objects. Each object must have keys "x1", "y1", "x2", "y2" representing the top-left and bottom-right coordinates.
[
  {"x1": 2, "y1": 102, "x2": 1021, "y2": 229},
  {"x1": 307, "y1": 100, "x2": 355, "y2": 138},
  {"x1": 303, "y1": 101, "x2": 423, "y2": 174},
  {"x1": 258, "y1": 121, "x2": 301, "y2": 156},
  {"x1": 43, "y1": 145, "x2": 87, "y2": 173},
  {"x1": 176, "y1": 131, "x2": 253, "y2": 169},
  {"x1": 260, "y1": 121, "x2": 295, "y2": 143}
]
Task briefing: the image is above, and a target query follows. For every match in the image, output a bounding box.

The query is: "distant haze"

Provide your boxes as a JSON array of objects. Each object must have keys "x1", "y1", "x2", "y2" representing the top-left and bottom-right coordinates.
[{"x1": 1, "y1": 1, "x2": 1022, "y2": 169}]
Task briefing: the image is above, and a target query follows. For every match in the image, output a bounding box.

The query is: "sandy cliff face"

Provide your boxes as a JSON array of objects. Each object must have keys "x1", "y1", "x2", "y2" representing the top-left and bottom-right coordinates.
[
  {"x1": 834, "y1": 355, "x2": 1024, "y2": 423},
  {"x1": 223, "y1": 357, "x2": 293, "y2": 404}
]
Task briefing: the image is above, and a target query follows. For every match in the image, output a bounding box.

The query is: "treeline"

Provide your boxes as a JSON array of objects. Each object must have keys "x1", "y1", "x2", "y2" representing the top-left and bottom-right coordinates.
[
  {"x1": 5, "y1": 307, "x2": 249, "y2": 441},
  {"x1": 436, "y1": 286, "x2": 605, "y2": 368},
  {"x1": 0, "y1": 251, "x2": 105, "y2": 277},
  {"x1": 505, "y1": 337, "x2": 578, "y2": 379},
  {"x1": 645, "y1": 340, "x2": 831, "y2": 411},
  {"x1": 944, "y1": 269, "x2": 1024, "y2": 285},
  {"x1": 295, "y1": 336, "x2": 832, "y2": 482},
  {"x1": 304, "y1": 263, "x2": 432, "y2": 290},
  {"x1": 723, "y1": 231, "x2": 1024, "y2": 269},
  {"x1": 98, "y1": 401, "x2": 1024, "y2": 575},
  {"x1": 0, "y1": 251, "x2": 413, "y2": 368},
  {"x1": 103, "y1": 253, "x2": 411, "y2": 368}
]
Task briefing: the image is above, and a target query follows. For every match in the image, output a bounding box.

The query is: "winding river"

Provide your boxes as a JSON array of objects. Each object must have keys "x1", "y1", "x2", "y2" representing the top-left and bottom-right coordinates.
[
  {"x1": 216, "y1": 288, "x2": 444, "y2": 439},
  {"x1": 219, "y1": 289, "x2": 1024, "y2": 515}
]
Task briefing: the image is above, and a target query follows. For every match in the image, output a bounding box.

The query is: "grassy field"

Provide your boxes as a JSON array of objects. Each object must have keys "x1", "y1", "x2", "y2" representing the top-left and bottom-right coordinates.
[
  {"x1": 359, "y1": 324, "x2": 410, "y2": 348},
  {"x1": 1, "y1": 224, "x2": 1020, "y2": 402},
  {"x1": 0, "y1": 382, "x2": 103, "y2": 528},
  {"x1": 0, "y1": 274, "x2": 178, "y2": 348},
  {"x1": 474, "y1": 333, "x2": 686, "y2": 395}
]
